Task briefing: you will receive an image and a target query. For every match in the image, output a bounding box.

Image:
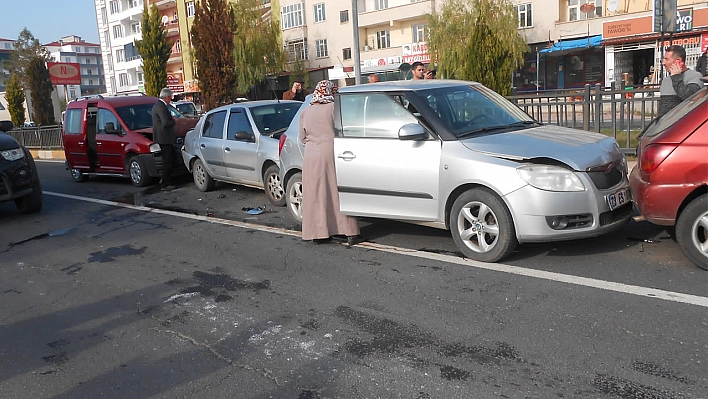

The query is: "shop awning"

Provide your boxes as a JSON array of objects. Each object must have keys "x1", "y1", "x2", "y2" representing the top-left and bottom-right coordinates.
[{"x1": 539, "y1": 35, "x2": 603, "y2": 55}]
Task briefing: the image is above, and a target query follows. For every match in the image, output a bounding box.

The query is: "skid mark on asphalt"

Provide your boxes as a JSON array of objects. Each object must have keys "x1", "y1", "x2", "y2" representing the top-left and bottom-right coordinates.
[{"x1": 45, "y1": 191, "x2": 708, "y2": 308}]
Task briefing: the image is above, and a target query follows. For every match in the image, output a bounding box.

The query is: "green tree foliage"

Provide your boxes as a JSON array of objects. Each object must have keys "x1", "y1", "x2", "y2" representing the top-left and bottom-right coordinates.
[
  {"x1": 5, "y1": 73, "x2": 26, "y2": 127},
  {"x1": 232, "y1": 0, "x2": 286, "y2": 96},
  {"x1": 428, "y1": 0, "x2": 527, "y2": 95},
  {"x1": 191, "y1": 0, "x2": 237, "y2": 111},
  {"x1": 288, "y1": 56, "x2": 313, "y2": 91},
  {"x1": 4, "y1": 28, "x2": 52, "y2": 87},
  {"x1": 135, "y1": 4, "x2": 172, "y2": 97},
  {"x1": 26, "y1": 57, "x2": 56, "y2": 125}
]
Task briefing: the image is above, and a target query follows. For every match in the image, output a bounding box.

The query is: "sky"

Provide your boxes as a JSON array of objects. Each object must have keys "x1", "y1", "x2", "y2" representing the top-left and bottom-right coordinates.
[{"x1": 1, "y1": 0, "x2": 100, "y2": 44}]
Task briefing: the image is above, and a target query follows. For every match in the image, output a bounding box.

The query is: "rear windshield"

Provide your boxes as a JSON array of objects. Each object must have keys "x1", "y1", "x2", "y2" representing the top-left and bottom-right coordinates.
[
  {"x1": 644, "y1": 88, "x2": 708, "y2": 138},
  {"x1": 250, "y1": 103, "x2": 300, "y2": 134},
  {"x1": 115, "y1": 102, "x2": 185, "y2": 130}
]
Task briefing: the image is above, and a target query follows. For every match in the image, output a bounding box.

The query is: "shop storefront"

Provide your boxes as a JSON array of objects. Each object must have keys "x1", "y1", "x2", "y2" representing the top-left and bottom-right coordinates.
[{"x1": 535, "y1": 35, "x2": 604, "y2": 91}]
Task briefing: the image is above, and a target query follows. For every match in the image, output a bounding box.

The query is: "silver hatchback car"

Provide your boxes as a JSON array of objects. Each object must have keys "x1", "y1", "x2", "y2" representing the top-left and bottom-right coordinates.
[
  {"x1": 182, "y1": 100, "x2": 300, "y2": 205},
  {"x1": 279, "y1": 81, "x2": 632, "y2": 262}
]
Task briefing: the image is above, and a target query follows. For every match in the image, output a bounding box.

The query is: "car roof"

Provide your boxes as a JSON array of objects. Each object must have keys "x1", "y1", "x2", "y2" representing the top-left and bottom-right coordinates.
[
  {"x1": 207, "y1": 100, "x2": 301, "y2": 112},
  {"x1": 67, "y1": 94, "x2": 158, "y2": 108},
  {"x1": 338, "y1": 79, "x2": 481, "y2": 93}
]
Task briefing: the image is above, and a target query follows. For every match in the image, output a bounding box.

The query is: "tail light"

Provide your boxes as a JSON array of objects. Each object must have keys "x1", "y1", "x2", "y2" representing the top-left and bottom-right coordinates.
[
  {"x1": 278, "y1": 133, "x2": 287, "y2": 156},
  {"x1": 640, "y1": 143, "x2": 678, "y2": 174}
]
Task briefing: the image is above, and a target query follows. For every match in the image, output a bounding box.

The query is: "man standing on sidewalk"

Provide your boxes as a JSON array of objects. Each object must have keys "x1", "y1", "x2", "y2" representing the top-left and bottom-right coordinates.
[
  {"x1": 152, "y1": 87, "x2": 177, "y2": 191},
  {"x1": 658, "y1": 45, "x2": 703, "y2": 118}
]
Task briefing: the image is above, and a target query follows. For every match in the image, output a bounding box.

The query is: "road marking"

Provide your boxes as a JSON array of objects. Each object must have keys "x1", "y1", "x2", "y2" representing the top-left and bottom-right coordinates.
[{"x1": 45, "y1": 190, "x2": 708, "y2": 309}]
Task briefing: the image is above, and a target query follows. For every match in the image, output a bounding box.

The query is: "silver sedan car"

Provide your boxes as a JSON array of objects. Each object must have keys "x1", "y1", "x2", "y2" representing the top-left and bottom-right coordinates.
[
  {"x1": 279, "y1": 81, "x2": 631, "y2": 262},
  {"x1": 182, "y1": 100, "x2": 300, "y2": 205}
]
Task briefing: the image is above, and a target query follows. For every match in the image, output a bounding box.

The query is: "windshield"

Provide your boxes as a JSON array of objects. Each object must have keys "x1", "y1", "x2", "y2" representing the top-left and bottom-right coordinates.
[
  {"x1": 413, "y1": 85, "x2": 534, "y2": 137},
  {"x1": 250, "y1": 103, "x2": 300, "y2": 134},
  {"x1": 115, "y1": 102, "x2": 185, "y2": 130},
  {"x1": 645, "y1": 88, "x2": 708, "y2": 138},
  {"x1": 175, "y1": 102, "x2": 196, "y2": 115}
]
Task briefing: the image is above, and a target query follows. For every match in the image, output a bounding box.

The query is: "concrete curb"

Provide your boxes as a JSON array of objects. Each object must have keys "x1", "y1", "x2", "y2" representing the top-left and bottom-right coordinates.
[{"x1": 30, "y1": 149, "x2": 66, "y2": 161}]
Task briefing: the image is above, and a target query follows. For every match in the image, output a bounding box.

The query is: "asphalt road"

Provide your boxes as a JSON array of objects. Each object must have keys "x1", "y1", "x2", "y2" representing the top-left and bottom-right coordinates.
[{"x1": 0, "y1": 161, "x2": 706, "y2": 399}]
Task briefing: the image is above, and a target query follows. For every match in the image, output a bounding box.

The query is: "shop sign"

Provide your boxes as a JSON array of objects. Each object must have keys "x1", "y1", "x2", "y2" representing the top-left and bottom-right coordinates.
[
  {"x1": 604, "y1": 17, "x2": 653, "y2": 39},
  {"x1": 659, "y1": 35, "x2": 701, "y2": 48},
  {"x1": 676, "y1": 9, "x2": 693, "y2": 32},
  {"x1": 167, "y1": 72, "x2": 184, "y2": 93},
  {"x1": 47, "y1": 62, "x2": 81, "y2": 85},
  {"x1": 402, "y1": 42, "x2": 428, "y2": 56},
  {"x1": 184, "y1": 80, "x2": 199, "y2": 93},
  {"x1": 363, "y1": 56, "x2": 402, "y2": 68}
]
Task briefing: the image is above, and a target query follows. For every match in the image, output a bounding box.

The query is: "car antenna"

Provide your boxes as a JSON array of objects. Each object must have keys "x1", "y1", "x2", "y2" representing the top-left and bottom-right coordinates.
[{"x1": 267, "y1": 77, "x2": 280, "y2": 103}]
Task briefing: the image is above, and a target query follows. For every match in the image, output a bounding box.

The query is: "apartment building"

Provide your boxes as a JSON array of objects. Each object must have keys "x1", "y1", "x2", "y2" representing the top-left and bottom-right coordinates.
[
  {"x1": 511, "y1": 0, "x2": 708, "y2": 92},
  {"x1": 44, "y1": 35, "x2": 106, "y2": 99},
  {"x1": 0, "y1": 38, "x2": 15, "y2": 92}
]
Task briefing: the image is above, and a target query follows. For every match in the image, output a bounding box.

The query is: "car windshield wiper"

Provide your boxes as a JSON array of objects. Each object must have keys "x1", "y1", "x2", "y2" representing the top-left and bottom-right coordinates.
[
  {"x1": 456, "y1": 125, "x2": 512, "y2": 139},
  {"x1": 506, "y1": 120, "x2": 540, "y2": 128}
]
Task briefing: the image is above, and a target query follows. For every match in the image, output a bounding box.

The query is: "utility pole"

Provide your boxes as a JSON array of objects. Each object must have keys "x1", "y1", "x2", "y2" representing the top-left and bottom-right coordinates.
[{"x1": 352, "y1": 0, "x2": 361, "y2": 85}]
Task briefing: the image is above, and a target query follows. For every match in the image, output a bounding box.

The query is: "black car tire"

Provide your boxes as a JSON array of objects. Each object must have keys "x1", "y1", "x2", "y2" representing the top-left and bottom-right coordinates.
[
  {"x1": 264, "y1": 165, "x2": 286, "y2": 207},
  {"x1": 70, "y1": 168, "x2": 89, "y2": 182},
  {"x1": 128, "y1": 155, "x2": 150, "y2": 187},
  {"x1": 192, "y1": 158, "x2": 215, "y2": 192},
  {"x1": 15, "y1": 153, "x2": 42, "y2": 214},
  {"x1": 285, "y1": 171, "x2": 303, "y2": 225},
  {"x1": 450, "y1": 188, "x2": 517, "y2": 263},
  {"x1": 675, "y1": 194, "x2": 708, "y2": 270}
]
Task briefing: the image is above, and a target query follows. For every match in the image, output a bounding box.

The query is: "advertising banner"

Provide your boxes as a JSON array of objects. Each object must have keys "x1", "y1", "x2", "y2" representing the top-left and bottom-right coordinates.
[{"x1": 47, "y1": 62, "x2": 81, "y2": 85}]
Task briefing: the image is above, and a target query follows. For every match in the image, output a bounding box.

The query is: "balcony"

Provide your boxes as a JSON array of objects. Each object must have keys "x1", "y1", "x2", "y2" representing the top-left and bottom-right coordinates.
[
  {"x1": 164, "y1": 21, "x2": 180, "y2": 37},
  {"x1": 167, "y1": 52, "x2": 183, "y2": 64},
  {"x1": 357, "y1": 0, "x2": 433, "y2": 28},
  {"x1": 152, "y1": 0, "x2": 176, "y2": 10}
]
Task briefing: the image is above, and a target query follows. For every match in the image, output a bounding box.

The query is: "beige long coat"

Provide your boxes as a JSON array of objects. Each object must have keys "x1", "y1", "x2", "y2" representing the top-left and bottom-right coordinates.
[{"x1": 299, "y1": 102, "x2": 359, "y2": 240}]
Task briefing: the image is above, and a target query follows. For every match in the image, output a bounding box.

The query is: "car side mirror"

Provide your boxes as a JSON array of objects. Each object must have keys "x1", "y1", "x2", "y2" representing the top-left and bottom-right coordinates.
[
  {"x1": 0, "y1": 120, "x2": 14, "y2": 133},
  {"x1": 235, "y1": 131, "x2": 255, "y2": 142},
  {"x1": 398, "y1": 123, "x2": 428, "y2": 141},
  {"x1": 104, "y1": 122, "x2": 121, "y2": 135}
]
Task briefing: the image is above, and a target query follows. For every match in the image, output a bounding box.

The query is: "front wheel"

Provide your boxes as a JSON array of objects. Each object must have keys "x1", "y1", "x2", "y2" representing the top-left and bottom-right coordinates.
[
  {"x1": 264, "y1": 165, "x2": 285, "y2": 206},
  {"x1": 192, "y1": 158, "x2": 215, "y2": 192},
  {"x1": 449, "y1": 188, "x2": 517, "y2": 262},
  {"x1": 675, "y1": 194, "x2": 708, "y2": 270},
  {"x1": 70, "y1": 168, "x2": 89, "y2": 182},
  {"x1": 128, "y1": 156, "x2": 150, "y2": 187},
  {"x1": 285, "y1": 172, "x2": 303, "y2": 224}
]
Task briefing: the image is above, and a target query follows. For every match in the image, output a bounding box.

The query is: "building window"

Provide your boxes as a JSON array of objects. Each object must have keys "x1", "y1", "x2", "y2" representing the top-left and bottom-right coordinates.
[
  {"x1": 313, "y1": 3, "x2": 326, "y2": 22},
  {"x1": 340, "y1": 10, "x2": 349, "y2": 23},
  {"x1": 107, "y1": 54, "x2": 113, "y2": 71},
  {"x1": 65, "y1": 57, "x2": 71, "y2": 62},
  {"x1": 377, "y1": 30, "x2": 390, "y2": 49},
  {"x1": 128, "y1": 0, "x2": 139, "y2": 8},
  {"x1": 569, "y1": 0, "x2": 602, "y2": 21},
  {"x1": 412, "y1": 24, "x2": 427, "y2": 43},
  {"x1": 85, "y1": 59, "x2": 91, "y2": 64},
  {"x1": 70, "y1": 90, "x2": 76, "y2": 99},
  {"x1": 515, "y1": 3, "x2": 532, "y2": 28},
  {"x1": 89, "y1": 79, "x2": 94, "y2": 85},
  {"x1": 4, "y1": 43, "x2": 10, "y2": 50},
  {"x1": 315, "y1": 39, "x2": 328, "y2": 58},
  {"x1": 374, "y1": 0, "x2": 388, "y2": 11},
  {"x1": 186, "y1": 1, "x2": 195, "y2": 17},
  {"x1": 281, "y1": 3, "x2": 305, "y2": 29},
  {"x1": 342, "y1": 47, "x2": 351, "y2": 60},
  {"x1": 116, "y1": 49, "x2": 124, "y2": 62},
  {"x1": 87, "y1": 68, "x2": 93, "y2": 74},
  {"x1": 119, "y1": 73, "x2": 129, "y2": 87},
  {"x1": 137, "y1": 72, "x2": 144, "y2": 84},
  {"x1": 110, "y1": 1, "x2": 119, "y2": 14},
  {"x1": 101, "y1": 7, "x2": 107, "y2": 25},
  {"x1": 284, "y1": 38, "x2": 308, "y2": 62},
  {"x1": 103, "y1": 31, "x2": 111, "y2": 47},
  {"x1": 131, "y1": 22, "x2": 141, "y2": 34},
  {"x1": 112, "y1": 25, "x2": 122, "y2": 39}
]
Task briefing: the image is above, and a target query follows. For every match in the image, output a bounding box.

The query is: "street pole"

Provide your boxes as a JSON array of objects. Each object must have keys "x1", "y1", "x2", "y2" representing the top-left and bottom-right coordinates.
[{"x1": 352, "y1": 0, "x2": 361, "y2": 85}]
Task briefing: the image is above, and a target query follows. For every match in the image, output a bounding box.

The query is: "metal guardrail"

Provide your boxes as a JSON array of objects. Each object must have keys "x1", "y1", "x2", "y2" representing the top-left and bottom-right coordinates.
[
  {"x1": 6, "y1": 125, "x2": 63, "y2": 150},
  {"x1": 507, "y1": 82, "x2": 661, "y2": 155}
]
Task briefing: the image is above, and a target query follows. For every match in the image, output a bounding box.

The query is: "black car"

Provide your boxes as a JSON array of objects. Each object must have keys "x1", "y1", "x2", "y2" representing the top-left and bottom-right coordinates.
[{"x1": 0, "y1": 120, "x2": 42, "y2": 213}]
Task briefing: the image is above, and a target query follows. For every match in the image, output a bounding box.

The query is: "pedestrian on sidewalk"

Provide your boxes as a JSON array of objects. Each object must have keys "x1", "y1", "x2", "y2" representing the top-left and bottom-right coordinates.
[
  {"x1": 299, "y1": 80, "x2": 362, "y2": 246},
  {"x1": 658, "y1": 45, "x2": 703, "y2": 118},
  {"x1": 696, "y1": 51, "x2": 708, "y2": 83},
  {"x1": 152, "y1": 87, "x2": 177, "y2": 191}
]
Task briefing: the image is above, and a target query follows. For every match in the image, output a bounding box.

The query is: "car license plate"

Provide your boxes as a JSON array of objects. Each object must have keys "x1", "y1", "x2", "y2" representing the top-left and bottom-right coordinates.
[{"x1": 606, "y1": 188, "x2": 630, "y2": 211}]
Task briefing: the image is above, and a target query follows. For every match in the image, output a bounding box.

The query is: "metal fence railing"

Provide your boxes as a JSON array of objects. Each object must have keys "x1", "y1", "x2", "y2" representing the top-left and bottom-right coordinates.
[
  {"x1": 6, "y1": 125, "x2": 63, "y2": 150},
  {"x1": 507, "y1": 82, "x2": 661, "y2": 155}
]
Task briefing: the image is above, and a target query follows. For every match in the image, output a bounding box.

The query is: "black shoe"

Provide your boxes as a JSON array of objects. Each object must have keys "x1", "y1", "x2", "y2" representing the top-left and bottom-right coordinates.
[
  {"x1": 346, "y1": 235, "x2": 365, "y2": 246},
  {"x1": 312, "y1": 237, "x2": 332, "y2": 245}
]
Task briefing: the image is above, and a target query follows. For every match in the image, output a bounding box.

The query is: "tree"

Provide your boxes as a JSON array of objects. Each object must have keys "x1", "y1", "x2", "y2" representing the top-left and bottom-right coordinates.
[
  {"x1": 4, "y1": 28, "x2": 52, "y2": 87},
  {"x1": 5, "y1": 73, "x2": 26, "y2": 127},
  {"x1": 26, "y1": 56, "x2": 56, "y2": 125},
  {"x1": 232, "y1": 0, "x2": 286, "y2": 97},
  {"x1": 135, "y1": 4, "x2": 172, "y2": 97},
  {"x1": 428, "y1": 0, "x2": 527, "y2": 95},
  {"x1": 191, "y1": 0, "x2": 237, "y2": 111}
]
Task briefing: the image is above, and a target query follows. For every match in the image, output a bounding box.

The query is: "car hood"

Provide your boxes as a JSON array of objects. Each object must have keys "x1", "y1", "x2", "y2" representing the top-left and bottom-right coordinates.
[
  {"x1": 0, "y1": 133, "x2": 21, "y2": 151},
  {"x1": 460, "y1": 125, "x2": 621, "y2": 170}
]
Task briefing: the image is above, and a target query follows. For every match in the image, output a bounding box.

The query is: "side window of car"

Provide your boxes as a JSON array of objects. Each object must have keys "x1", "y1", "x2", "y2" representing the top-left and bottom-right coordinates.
[
  {"x1": 226, "y1": 110, "x2": 254, "y2": 141},
  {"x1": 341, "y1": 93, "x2": 418, "y2": 139},
  {"x1": 202, "y1": 110, "x2": 227, "y2": 139},
  {"x1": 64, "y1": 109, "x2": 83, "y2": 135},
  {"x1": 97, "y1": 109, "x2": 122, "y2": 134},
  {"x1": 167, "y1": 104, "x2": 184, "y2": 119}
]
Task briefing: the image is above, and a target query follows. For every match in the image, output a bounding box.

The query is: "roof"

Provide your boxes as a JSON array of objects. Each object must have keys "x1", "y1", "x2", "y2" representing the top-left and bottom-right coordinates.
[
  {"x1": 539, "y1": 35, "x2": 603, "y2": 55},
  {"x1": 67, "y1": 94, "x2": 158, "y2": 108},
  {"x1": 338, "y1": 79, "x2": 481, "y2": 93},
  {"x1": 209, "y1": 100, "x2": 301, "y2": 112},
  {"x1": 43, "y1": 40, "x2": 101, "y2": 47}
]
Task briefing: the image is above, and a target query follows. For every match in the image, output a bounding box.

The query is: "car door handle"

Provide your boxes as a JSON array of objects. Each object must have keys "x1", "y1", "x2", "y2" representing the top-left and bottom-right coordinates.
[
  {"x1": 337, "y1": 151, "x2": 356, "y2": 161},
  {"x1": 77, "y1": 141, "x2": 85, "y2": 146},
  {"x1": 96, "y1": 142, "x2": 102, "y2": 146},
  {"x1": 224, "y1": 147, "x2": 231, "y2": 152},
  {"x1": 200, "y1": 144, "x2": 206, "y2": 148}
]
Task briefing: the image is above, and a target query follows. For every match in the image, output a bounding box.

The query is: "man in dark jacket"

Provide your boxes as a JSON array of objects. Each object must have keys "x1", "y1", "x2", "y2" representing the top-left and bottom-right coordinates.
[
  {"x1": 283, "y1": 79, "x2": 308, "y2": 101},
  {"x1": 696, "y1": 51, "x2": 707, "y2": 77},
  {"x1": 658, "y1": 45, "x2": 703, "y2": 118},
  {"x1": 152, "y1": 87, "x2": 176, "y2": 190}
]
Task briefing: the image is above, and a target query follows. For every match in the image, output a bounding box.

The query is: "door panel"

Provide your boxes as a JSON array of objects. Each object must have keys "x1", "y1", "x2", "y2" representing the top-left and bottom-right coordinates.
[
  {"x1": 95, "y1": 108, "x2": 128, "y2": 171},
  {"x1": 198, "y1": 110, "x2": 228, "y2": 177},
  {"x1": 62, "y1": 108, "x2": 90, "y2": 169},
  {"x1": 224, "y1": 109, "x2": 259, "y2": 183}
]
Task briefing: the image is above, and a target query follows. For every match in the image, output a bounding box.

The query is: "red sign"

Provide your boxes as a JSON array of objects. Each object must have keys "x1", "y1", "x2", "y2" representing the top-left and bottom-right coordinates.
[
  {"x1": 402, "y1": 53, "x2": 431, "y2": 64},
  {"x1": 702, "y1": 33, "x2": 708, "y2": 52},
  {"x1": 167, "y1": 72, "x2": 184, "y2": 93},
  {"x1": 47, "y1": 62, "x2": 81, "y2": 85}
]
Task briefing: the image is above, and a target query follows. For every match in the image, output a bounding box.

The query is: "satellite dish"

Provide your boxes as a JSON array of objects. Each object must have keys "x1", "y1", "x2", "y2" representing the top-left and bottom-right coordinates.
[
  {"x1": 607, "y1": 0, "x2": 618, "y2": 12},
  {"x1": 161, "y1": 15, "x2": 169, "y2": 24}
]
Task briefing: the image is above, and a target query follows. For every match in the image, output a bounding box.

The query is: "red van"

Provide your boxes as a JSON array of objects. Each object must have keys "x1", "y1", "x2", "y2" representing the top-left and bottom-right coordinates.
[{"x1": 62, "y1": 94, "x2": 198, "y2": 186}]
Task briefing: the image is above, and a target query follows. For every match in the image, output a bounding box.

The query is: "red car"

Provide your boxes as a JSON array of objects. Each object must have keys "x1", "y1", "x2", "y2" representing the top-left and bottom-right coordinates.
[
  {"x1": 629, "y1": 88, "x2": 708, "y2": 270},
  {"x1": 62, "y1": 94, "x2": 198, "y2": 186}
]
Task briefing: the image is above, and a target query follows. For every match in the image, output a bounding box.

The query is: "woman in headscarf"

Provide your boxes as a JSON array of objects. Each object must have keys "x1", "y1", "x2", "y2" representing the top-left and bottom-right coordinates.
[{"x1": 299, "y1": 80, "x2": 361, "y2": 245}]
